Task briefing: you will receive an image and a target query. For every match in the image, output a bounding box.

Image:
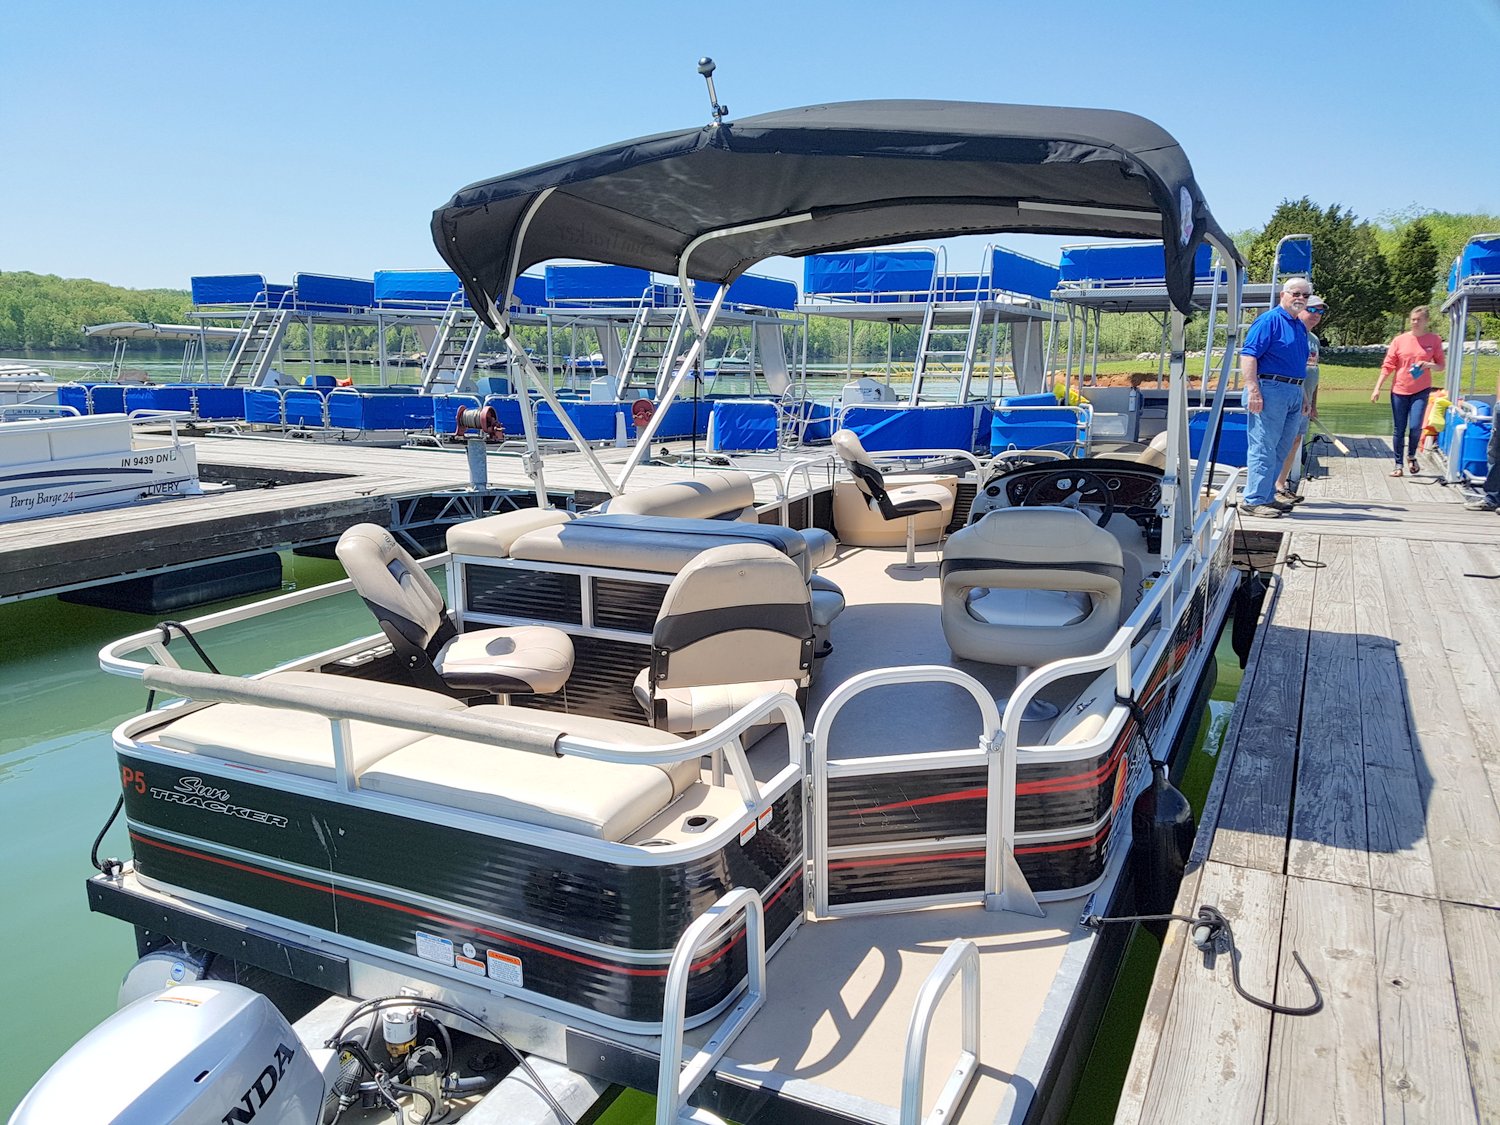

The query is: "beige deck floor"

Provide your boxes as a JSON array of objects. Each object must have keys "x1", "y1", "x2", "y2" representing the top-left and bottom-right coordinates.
[
  {"x1": 695, "y1": 538, "x2": 1098, "y2": 1123},
  {"x1": 1118, "y1": 438, "x2": 1500, "y2": 1125}
]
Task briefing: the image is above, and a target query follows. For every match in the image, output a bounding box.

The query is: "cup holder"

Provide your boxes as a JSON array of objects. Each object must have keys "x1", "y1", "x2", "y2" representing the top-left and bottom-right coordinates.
[
  {"x1": 683, "y1": 814, "x2": 716, "y2": 834},
  {"x1": 635, "y1": 838, "x2": 673, "y2": 847}
]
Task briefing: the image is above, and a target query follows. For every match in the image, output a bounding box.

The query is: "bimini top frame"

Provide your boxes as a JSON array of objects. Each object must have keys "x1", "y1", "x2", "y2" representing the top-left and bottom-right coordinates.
[{"x1": 432, "y1": 96, "x2": 1245, "y2": 535}]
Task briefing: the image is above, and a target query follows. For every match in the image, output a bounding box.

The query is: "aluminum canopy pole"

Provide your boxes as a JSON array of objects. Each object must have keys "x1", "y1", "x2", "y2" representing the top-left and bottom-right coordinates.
[
  {"x1": 614, "y1": 283, "x2": 729, "y2": 487},
  {"x1": 1161, "y1": 307, "x2": 1191, "y2": 557},
  {"x1": 1190, "y1": 238, "x2": 1243, "y2": 508}
]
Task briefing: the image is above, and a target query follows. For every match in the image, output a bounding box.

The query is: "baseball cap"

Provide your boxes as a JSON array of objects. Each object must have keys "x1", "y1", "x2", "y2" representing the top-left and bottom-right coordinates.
[{"x1": 1306, "y1": 296, "x2": 1326, "y2": 311}]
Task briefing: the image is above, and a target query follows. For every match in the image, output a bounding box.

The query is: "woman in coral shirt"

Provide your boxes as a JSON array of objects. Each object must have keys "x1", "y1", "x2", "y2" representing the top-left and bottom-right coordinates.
[{"x1": 1372, "y1": 305, "x2": 1446, "y2": 476}]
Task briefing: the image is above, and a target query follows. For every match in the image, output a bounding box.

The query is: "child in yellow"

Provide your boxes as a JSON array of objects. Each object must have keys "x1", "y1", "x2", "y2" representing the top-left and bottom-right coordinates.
[{"x1": 1419, "y1": 391, "x2": 1454, "y2": 452}]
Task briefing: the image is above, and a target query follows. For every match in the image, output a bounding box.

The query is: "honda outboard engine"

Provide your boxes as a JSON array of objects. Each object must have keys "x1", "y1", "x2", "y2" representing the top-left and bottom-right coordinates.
[{"x1": 11, "y1": 981, "x2": 338, "y2": 1125}]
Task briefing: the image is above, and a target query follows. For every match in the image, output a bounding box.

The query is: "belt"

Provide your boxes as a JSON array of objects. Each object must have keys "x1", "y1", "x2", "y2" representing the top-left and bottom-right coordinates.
[{"x1": 1259, "y1": 374, "x2": 1303, "y2": 385}]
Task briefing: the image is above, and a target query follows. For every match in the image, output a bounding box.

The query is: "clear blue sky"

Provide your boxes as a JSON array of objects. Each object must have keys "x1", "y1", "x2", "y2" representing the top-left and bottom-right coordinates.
[{"x1": 3, "y1": 0, "x2": 1497, "y2": 291}]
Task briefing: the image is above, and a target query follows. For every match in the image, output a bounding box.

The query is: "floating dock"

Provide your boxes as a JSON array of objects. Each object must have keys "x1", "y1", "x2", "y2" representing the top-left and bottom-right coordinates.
[{"x1": 1117, "y1": 437, "x2": 1500, "y2": 1124}]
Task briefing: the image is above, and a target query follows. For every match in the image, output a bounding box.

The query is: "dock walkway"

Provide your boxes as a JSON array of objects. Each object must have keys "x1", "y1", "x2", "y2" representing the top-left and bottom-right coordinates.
[{"x1": 1116, "y1": 437, "x2": 1500, "y2": 1124}]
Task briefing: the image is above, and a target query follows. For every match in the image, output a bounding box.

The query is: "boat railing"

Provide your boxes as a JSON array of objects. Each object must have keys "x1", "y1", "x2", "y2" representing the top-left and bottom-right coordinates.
[
  {"x1": 655, "y1": 887, "x2": 767, "y2": 1125},
  {"x1": 809, "y1": 664, "x2": 1040, "y2": 918},
  {"x1": 0, "y1": 404, "x2": 81, "y2": 422},
  {"x1": 900, "y1": 939, "x2": 980, "y2": 1125}
]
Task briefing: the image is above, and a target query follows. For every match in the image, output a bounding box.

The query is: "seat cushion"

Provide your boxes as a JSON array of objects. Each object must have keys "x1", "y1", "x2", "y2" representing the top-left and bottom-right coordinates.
[
  {"x1": 965, "y1": 588, "x2": 1091, "y2": 628},
  {"x1": 433, "y1": 625, "x2": 574, "y2": 693},
  {"x1": 633, "y1": 668, "x2": 801, "y2": 734},
  {"x1": 446, "y1": 508, "x2": 574, "y2": 558},
  {"x1": 359, "y1": 706, "x2": 695, "y2": 841},
  {"x1": 147, "y1": 672, "x2": 464, "y2": 782}
]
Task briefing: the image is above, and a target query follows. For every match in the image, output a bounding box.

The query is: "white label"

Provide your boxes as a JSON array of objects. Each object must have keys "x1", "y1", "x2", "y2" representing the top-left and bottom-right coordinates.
[
  {"x1": 738, "y1": 822, "x2": 757, "y2": 846},
  {"x1": 756, "y1": 807, "x2": 774, "y2": 829},
  {"x1": 455, "y1": 954, "x2": 486, "y2": 977},
  {"x1": 415, "y1": 931, "x2": 454, "y2": 967},
  {"x1": 487, "y1": 950, "x2": 523, "y2": 987},
  {"x1": 154, "y1": 985, "x2": 215, "y2": 1007}
]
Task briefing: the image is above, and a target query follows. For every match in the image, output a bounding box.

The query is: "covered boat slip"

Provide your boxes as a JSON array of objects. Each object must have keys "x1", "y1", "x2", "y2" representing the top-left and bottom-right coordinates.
[
  {"x1": 1117, "y1": 439, "x2": 1500, "y2": 1124},
  {"x1": 1438, "y1": 234, "x2": 1500, "y2": 485}
]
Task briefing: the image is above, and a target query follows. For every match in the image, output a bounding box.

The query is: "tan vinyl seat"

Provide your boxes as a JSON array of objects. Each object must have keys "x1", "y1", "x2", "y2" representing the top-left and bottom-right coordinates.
[
  {"x1": 360, "y1": 709, "x2": 698, "y2": 841},
  {"x1": 633, "y1": 542, "x2": 814, "y2": 734},
  {"x1": 830, "y1": 428, "x2": 955, "y2": 564},
  {"x1": 939, "y1": 507, "x2": 1125, "y2": 668},
  {"x1": 146, "y1": 672, "x2": 464, "y2": 781},
  {"x1": 1136, "y1": 431, "x2": 1169, "y2": 470},
  {"x1": 337, "y1": 524, "x2": 574, "y2": 696}
]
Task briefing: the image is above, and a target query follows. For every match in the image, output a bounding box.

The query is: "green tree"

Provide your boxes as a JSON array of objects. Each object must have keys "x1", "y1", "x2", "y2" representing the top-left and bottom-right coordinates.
[
  {"x1": 1246, "y1": 198, "x2": 1391, "y2": 345},
  {"x1": 1388, "y1": 219, "x2": 1440, "y2": 317}
]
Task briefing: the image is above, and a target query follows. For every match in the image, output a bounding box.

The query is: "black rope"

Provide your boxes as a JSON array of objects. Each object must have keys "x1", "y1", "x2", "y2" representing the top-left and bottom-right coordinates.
[
  {"x1": 1114, "y1": 691, "x2": 1157, "y2": 764},
  {"x1": 90, "y1": 796, "x2": 125, "y2": 876},
  {"x1": 1084, "y1": 904, "x2": 1323, "y2": 1016},
  {"x1": 1283, "y1": 552, "x2": 1326, "y2": 570},
  {"x1": 156, "y1": 620, "x2": 222, "y2": 674}
]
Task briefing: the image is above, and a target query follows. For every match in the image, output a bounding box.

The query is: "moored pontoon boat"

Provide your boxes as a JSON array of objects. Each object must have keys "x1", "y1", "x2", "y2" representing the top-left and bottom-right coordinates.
[{"x1": 20, "y1": 90, "x2": 1254, "y2": 1125}]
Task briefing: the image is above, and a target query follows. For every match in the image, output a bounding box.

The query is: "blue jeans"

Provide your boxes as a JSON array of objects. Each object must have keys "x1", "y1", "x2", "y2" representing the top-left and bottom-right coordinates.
[
  {"x1": 1244, "y1": 380, "x2": 1305, "y2": 506},
  {"x1": 1391, "y1": 389, "x2": 1430, "y2": 465}
]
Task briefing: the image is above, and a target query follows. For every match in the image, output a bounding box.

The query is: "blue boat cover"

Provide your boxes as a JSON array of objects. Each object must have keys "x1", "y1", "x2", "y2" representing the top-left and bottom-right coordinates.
[
  {"x1": 990, "y1": 248, "x2": 1060, "y2": 301},
  {"x1": 191, "y1": 275, "x2": 292, "y2": 307},
  {"x1": 1276, "y1": 236, "x2": 1312, "y2": 277},
  {"x1": 545, "y1": 265, "x2": 651, "y2": 303},
  {"x1": 375, "y1": 269, "x2": 464, "y2": 303},
  {"x1": 1059, "y1": 242, "x2": 1212, "y2": 284},
  {"x1": 327, "y1": 391, "x2": 435, "y2": 432},
  {"x1": 1448, "y1": 237, "x2": 1500, "y2": 290},
  {"x1": 694, "y1": 273, "x2": 797, "y2": 311},
  {"x1": 990, "y1": 394, "x2": 1088, "y2": 454},
  {"x1": 843, "y1": 403, "x2": 982, "y2": 452},
  {"x1": 708, "y1": 399, "x2": 833, "y2": 450},
  {"x1": 803, "y1": 250, "x2": 937, "y2": 298},
  {"x1": 294, "y1": 274, "x2": 375, "y2": 312},
  {"x1": 1188, "y1": 411, "x2": 1247, "y2": 467}
]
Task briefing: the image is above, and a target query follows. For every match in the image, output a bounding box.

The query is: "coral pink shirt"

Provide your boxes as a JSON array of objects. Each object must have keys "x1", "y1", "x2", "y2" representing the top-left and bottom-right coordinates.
[{"x1": 1381, "y1": 331, "x2": 1445, "y2": 395}]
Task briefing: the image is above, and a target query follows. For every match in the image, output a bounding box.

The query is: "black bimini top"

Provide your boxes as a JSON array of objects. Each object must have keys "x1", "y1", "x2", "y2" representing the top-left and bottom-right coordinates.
[{"x1": 432, "y1": 99, "x2": 1240, "y2": 322}]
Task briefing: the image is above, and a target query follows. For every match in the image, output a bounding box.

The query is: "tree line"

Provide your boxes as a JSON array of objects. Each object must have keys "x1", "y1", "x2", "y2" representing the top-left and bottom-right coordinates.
[{"x1": 5, "y1": 204, "x2": 1496, "y2": 359}]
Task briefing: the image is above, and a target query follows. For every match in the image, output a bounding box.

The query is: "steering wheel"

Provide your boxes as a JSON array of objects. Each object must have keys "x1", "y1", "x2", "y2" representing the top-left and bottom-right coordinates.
[{"x1": 1018, "y1": 469, "x2": 1116, "y2": 528}]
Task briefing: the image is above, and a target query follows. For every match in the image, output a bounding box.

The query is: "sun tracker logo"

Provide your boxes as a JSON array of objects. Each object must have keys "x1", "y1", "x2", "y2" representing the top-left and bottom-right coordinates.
[{"x1": 150, "y1": 776, "x2": 289, "y2": 828}]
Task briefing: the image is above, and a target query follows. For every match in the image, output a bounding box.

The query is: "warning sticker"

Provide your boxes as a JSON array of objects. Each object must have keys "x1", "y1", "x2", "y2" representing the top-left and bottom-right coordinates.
[
  {"x1": 154, "y1": 985, "x2": 214, "y2": 1007},
  {"x1": 756, "y1": 807, "x2": 774, "y2": 829},
  {"x1": 738, "y1": 822, "x2": 757, "y2": 846},
  {"x1": 455, "y1": 954, "x2": 486, "y2": 977},
  {"x1": 415, "y1": 931, "x2": 454, "y2": 967},
  {"x1": 487, "y1": 950, "x2": 523, "y2": 987}
]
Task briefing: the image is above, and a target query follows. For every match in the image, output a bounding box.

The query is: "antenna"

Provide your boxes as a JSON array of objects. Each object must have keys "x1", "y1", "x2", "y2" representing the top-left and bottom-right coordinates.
[{"x1": 697, "y1": 57, "x2": 727, "y2": 125}]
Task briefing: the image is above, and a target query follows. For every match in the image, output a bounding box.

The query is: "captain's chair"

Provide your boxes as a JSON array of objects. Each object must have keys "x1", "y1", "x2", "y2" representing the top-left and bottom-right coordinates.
[
  {"x1": 831, "y1": 428, "x2": 956, "y2": 565},
  {"x1": 634, "y1": 542, "x2": 814, "y2": 734},
  {"x1": 940, "y1": 508, "x2": 1125, "y2": 716},
  {"x1": 337, "y1": 524, "x2": 574, "y2": 699}
]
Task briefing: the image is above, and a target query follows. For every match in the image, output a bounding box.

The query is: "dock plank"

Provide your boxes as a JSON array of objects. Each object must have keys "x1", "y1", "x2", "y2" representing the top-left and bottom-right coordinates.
[
  {"x1": 1373, "y1": 891, "x2": 1478, "y2": 1124},
  {"x1": 1263, "y1": 877, "x2": 1380, "y2": 1125},
  {"x1": 1441, "y1": 900, "x2": 1500, "y2": 1123},
  {"x1": 1136, "y1": 862, "x2": 1284, "y2": 1125},
  {"x1": 1209, "y1": 537, "x2": 1313, "y2": 873}
]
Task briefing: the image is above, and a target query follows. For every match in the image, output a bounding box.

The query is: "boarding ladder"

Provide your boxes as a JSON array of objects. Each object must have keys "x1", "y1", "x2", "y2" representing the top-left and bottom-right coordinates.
[
  {"x1": 912, "y1": 303, "x2": 983, "y2": 400},
  {"x1": 617, "y1": 304, "x2": 689, "y2": 399},
  {"x1": 219, "y1": 307, "x2": 292, "y2": 387},
  {"x1": 419, "y1": 300, "x2": 488, "y2": 394}
]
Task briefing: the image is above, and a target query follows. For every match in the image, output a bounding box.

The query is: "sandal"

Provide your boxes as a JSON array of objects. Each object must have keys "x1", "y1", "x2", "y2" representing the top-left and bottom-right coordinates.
[
  {"x1": 1390, "y1": 467, "x2": 1403, "y2": 477},
  {"x1": 1407, "y1": 457, "x2": 1420, "y2": 475}
]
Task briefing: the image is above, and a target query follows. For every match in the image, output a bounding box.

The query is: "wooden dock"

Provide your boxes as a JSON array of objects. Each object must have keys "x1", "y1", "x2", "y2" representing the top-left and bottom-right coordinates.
[
  {"x1": 1116, "y1": 437, "x2": 1500, "y2": 1124},
  {"x1": 0, "y1": 434, "x2": 801, "y2": 602}
]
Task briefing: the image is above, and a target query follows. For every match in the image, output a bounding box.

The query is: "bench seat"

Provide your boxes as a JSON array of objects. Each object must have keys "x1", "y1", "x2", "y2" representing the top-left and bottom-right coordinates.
[
  {"x1": 359, "y1": 707, "x2": 698, "y2": 841},
  {"x1": 145, "y1": 672, "x2": 465, "y2": 781}
]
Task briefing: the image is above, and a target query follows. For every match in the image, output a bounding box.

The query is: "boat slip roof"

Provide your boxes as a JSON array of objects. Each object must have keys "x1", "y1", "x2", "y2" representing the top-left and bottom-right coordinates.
[{"x1": 432, "y1": 100, "x2": 1240, "y2": 324}]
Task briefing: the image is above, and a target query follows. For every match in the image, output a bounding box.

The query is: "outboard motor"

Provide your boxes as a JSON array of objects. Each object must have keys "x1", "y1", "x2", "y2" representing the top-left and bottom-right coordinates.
[
  {"x1": 1130, "y1": 759, "x2": 1196, "y2": 939},
  {"x1": 11, "y1": 981, "x2": 338, "y2": 1125}
]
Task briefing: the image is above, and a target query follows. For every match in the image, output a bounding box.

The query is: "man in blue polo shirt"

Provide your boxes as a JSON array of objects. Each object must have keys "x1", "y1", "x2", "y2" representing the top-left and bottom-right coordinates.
[{"x1": 1239, "y1": 277, "x2": 1311, "y2": 517}]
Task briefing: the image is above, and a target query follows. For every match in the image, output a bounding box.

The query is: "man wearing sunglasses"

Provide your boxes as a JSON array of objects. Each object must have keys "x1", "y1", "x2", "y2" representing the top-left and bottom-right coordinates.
[
  {"x1": 1273, "y1": 295, "x2": 1326, "y2": 504},
  {"x1": 1239, "y1": 278, "x2": 1312, "y2": 518}
]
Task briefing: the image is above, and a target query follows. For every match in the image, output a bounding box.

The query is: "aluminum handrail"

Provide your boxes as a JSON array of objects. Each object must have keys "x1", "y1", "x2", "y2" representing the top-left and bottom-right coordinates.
[
  {"x1": 900, "y1": 939, "x2": 980, "y2": 1125},
  {"x1": 809, "y1": 665, "x2": 1040, "y2": 917},
  {"x1": 656, "y1": 887, "x2": 766, "y2": 1125}
]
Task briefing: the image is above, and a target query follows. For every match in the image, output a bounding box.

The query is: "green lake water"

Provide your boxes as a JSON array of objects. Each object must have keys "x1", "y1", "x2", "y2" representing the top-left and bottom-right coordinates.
[{"x1": 0, "y1": 553, "x2": 365, "y2": 1116}]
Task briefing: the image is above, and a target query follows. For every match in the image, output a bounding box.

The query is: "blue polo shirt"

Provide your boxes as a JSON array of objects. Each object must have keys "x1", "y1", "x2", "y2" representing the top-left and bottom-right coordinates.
[{"x1": 1241, "y1": 306, "x2": 1309, "y2": 380}]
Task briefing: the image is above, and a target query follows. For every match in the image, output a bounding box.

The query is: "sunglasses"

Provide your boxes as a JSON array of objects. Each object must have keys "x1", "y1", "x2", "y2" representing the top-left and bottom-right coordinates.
[
  {"x1": 1287, "y1": 290, "x2": 1312, "y2": 298},
  {"x1": 1307, "y1": 306, "x2": 1325, "y2": 314}
]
